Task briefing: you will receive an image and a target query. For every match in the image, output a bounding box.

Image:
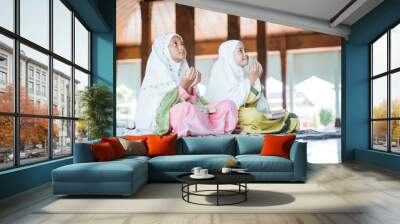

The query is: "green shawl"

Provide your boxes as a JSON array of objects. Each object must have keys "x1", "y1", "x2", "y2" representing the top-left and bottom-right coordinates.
[{"x1": 155, "y1": 87, "x2": 209, "y2": 135}]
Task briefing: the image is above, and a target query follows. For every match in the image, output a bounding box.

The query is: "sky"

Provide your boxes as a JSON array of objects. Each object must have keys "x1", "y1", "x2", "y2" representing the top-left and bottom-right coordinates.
[{"x1": 0, "y1": 0, "x2": 89, "y2": 74}]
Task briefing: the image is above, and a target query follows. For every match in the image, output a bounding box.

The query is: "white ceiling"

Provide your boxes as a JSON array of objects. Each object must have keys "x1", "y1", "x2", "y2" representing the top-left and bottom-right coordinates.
[
  {"x1": 172, "y1": 0, "x2": 384, "y2": 38},
  {"x1": 228, "y1": 0, "x2": 352, "y2": 23}
]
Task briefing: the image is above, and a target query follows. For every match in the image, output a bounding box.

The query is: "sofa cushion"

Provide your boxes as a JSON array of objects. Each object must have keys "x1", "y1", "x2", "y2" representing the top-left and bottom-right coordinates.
[
  {"x1": 149, "y1": 154, "x2": 235, "y2": 172},
  {"x1": 118, "y1": 138, "x2": 147, "y2": 156},
  {"x1": 124, "y1": 135, "x2": 151, "y2": 141},
  {"x1": 178, "y1": 136, "x2": 236, "y2": 155},
  {"x1": 91, "y1": 142, "x2": 118, "y2": 161},
  {"x1": 236, "y1": 155, "x2": 293, "y2": 172},
  {"x1": 53, "y1": 158, "x2": 147, "y2": 183},
  {"x1": 101, "y1": 137, "x2": 127, "y2": 158},
  {"x1": 260, "y1": 134, "x2": 296, "y2": 159},
  {"x1": 236, "y1": 135, "x2": 263, "y2": 155},
  {"x1": 147, "y1": 135, "x2": 177, "y2": 157}
]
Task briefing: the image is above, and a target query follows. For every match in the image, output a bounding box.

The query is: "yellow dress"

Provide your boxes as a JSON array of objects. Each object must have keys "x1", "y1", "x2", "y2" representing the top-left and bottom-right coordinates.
[{"x1": 238, "y1": 88, "x2": 300, "y2": 134}]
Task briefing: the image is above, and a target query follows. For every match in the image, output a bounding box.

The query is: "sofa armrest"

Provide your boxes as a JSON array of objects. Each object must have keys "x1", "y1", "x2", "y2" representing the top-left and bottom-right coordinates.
[
  {"x1": 73, "y1": 140, "x2": 100, "y2": 163},
  {"x1": 289, "y1": 141, "x2": 307, "y2": 181}
]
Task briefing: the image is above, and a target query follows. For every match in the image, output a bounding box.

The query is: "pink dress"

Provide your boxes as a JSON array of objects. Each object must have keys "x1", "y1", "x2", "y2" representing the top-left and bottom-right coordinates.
[{"x1": 169, "y1": 87, "x2": 238, "y2": 137}]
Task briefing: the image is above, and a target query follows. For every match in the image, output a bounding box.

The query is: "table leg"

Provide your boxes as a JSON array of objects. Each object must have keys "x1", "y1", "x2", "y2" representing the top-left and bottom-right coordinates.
[
  {"x1": 187, "y1": 184, "x2": 190, "y2": 202},
  {"x1": 217, "y1": 184, "x2": 219, "y2": 206},
  {"x1": 195, "y1": 184, "x2": 197, "y2": 192},
  {"x1": 181, "y1": 184, "x2": 183, "y2": 199},
  {"x1": 245, "y1": 183, "x2": 247, "y2": 201}
]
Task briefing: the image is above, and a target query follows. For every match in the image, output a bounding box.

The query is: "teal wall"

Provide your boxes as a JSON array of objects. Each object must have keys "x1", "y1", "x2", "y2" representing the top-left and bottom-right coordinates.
[
  {"x1": 0, "y1": 0, "x2": 116, "y2": 200},
  {"x1": 0, "y1": 158, "x2": 72, "y2": 199},
  {"x1": 91, "y1": 0, "x2": 116, "y2": 135},
  {"x1": 342, "y1": 0, "x2": 400, "y2": 171}
]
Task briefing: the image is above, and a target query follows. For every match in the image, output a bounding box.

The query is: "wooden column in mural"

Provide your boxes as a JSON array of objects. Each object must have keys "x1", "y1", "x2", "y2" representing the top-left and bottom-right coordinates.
[
  {"x1": 280, "y1": 36, "x2": 287, "y2": 109},
  {"x1": 257, "y1": 21, "x2": 267, "y2": 92},
  {"x1": 140, "y1": 0, "x2": 152, "y2": 82},
  {"x1": 175, "y1": 3, "x2": 195, "y2": 66},
  {"x1": 227, "y1": 15, "x2": 240, "y2": 40}
]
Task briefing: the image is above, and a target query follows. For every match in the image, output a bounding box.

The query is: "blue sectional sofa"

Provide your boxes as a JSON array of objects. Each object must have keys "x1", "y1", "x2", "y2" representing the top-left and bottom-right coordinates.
[{"x1": 52, "y1": 135, "x2": 307, "y2": 196}]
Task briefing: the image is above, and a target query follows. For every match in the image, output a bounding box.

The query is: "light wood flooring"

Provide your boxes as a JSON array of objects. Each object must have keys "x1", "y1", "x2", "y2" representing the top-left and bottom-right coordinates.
[{"x1": 1, "y1": 162, "x2": 400, "y2": 224}]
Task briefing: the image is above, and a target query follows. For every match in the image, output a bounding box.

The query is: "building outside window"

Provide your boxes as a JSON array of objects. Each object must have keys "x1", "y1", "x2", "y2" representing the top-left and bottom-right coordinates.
[
  {"x1": 41, "y1": 85, "x2": 46, "y2": 97},
  {"x1": 28, "y1": 81, "x2": 34, "y2": 94},
  {"x1": 35, "y1": 70, "x2": 40, "y2": 81},
  {"x1": 0, "y1": 54, "x2": 7, "y2": 90},
  {"x1": 0, "y1": 54, "x2": 7, "y2": 67},
  {"x1": 35, "y1": 83, "x2": 40, "y2": 95},
  {"x1": 28, "y1": 66, "x2": 34, "y2": 79},
  {"x1": 0, "y1": 71, "x2": 6, "y2": 83},
  {"x1": 41, "y1": 73, "x2": 46, "y2": 82}
]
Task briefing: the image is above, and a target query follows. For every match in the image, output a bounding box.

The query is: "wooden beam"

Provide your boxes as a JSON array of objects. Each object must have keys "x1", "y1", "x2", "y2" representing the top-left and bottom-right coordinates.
[
  {"x1": 280, "y1": 37, "x2": 287, "y2": 109},
  {"x1": 117, "y1": 46, "x2": 140, "y2": 61},
  {"x1": 257, "y1": 21, "x2": 266, "y2": 90},
  {"x1": 176, "y1": 4, "x2": 195, "y2": 66},
  {"x1": 197, "y1": 33, "x2": 341, "y2": 55},
  {"x1": 284, "y1": 33, "x2": 341, "y2": 50},
  {"x1": 140, "y1": 1, "x2": 152, "y2": 82},
  {"x1": 117, "y1": 33, "x2": 341, "y2": 60},
  {"x1": 227, "y1": 15, "x2": 240, "y2": 40}
]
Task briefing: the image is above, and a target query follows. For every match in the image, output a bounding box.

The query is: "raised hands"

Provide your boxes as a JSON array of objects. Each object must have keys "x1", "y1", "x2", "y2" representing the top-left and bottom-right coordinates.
[
  {"x1": 180, "y1": 67, "x2": 202, "y2": 93},
  {"x1": 248, "y1": 59, "x2": 263, "y2": 86}
]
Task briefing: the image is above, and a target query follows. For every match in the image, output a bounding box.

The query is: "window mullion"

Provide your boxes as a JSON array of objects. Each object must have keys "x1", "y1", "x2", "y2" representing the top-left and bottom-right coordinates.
[
  {"x1": 71, "y1": 10, "x2": 76, "y2": 155},
  {"x1": 370, "y1": 45, "x2": 373, "y2": 149},
  {"x1": 13, "y1": 0, "x2": 21, "y2": 167},
  {"x1": 387, "y1": 29, "x2": 392, "y2": 152},
  {"x1": 388, "y1": 30, "x2": 391, "y2": 153},
  {"x1": 48, "y1": 0, "x2": 54, "y2": 160}
]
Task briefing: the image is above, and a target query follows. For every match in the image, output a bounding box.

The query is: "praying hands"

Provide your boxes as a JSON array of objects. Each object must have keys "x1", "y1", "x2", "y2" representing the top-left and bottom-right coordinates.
[
  {"x1": 180, "y1": 67, "x2": 202, "y2": 94},
  {"x1": 248, "y1": 60, "x2": 263, "y2": 86}
]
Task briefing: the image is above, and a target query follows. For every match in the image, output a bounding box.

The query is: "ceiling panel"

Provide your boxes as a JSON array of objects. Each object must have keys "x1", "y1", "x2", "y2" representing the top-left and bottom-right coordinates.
[
  {"x1": 117, "y1": 0, "x2": 311, "y2": 46},
  {"x1": 227, "y1": 0, "x2": 352, "y2": 21}
]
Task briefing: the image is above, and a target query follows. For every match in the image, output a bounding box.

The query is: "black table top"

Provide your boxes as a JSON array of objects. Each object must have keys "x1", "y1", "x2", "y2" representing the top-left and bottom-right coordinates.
[{"x1": 177, "y1": 172, "x2": 255, "y2": 185}]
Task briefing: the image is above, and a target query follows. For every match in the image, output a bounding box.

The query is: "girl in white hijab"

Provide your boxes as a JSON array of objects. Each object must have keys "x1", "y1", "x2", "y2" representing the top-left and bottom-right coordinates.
[
  {"x1": 205, "y1": 40, "x2": 299, "y2": 134},
  {"x1": 205, "y1": 40, "x2": 262, "y2": 109},
  {"x1": 135, "y1": 33, "x2": 238, "y2": 136}
]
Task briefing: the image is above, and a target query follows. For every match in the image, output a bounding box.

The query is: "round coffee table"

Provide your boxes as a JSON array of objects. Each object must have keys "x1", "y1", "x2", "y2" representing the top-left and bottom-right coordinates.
[{"x1": 177, "y1": 173, "x2": 255, "y2": 206}]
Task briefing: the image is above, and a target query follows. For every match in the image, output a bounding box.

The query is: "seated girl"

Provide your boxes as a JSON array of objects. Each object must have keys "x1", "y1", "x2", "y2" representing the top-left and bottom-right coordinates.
[
  {"x1": 135, "y1": 33, "x2": 238, "y2": 137},
  {"x1": 205, "y1": 40, "x2": 299, "y2": 134}
]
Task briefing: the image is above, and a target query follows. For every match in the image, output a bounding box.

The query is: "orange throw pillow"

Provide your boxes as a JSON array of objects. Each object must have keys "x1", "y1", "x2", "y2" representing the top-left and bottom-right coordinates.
[
  {"x1": 91, "y1": 142, "x2": 117, "y2": 162},
  {"x1": 101, "y1": 137, "x2": 127, "y2": 158},
  {"x1": 260, "y1": 134, "x2": 296, "y2": 159},
  {"x1": 146, "y1": 135, "x2": 177, "y2": 157},
  {"x1": 124, "y1": 135, "x2": 150, "y2": 142}
]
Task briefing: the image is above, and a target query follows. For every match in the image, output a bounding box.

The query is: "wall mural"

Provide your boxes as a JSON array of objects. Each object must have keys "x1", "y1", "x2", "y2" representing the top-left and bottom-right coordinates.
[
  {"x1": 116, "y1": 1, "x2": 342, "y2": 158},
  {"x1": 131, "y1": 33, "x2": 299, "y2": 137}
]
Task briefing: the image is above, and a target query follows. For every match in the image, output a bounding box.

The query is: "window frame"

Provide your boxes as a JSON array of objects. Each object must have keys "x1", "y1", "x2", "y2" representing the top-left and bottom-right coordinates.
[
  {"x1": 370, "y1": 20, "x2": 400, "y2": 154},
  {"x1": 0, "y1": 0, "x2": 92, "y2": 171}
]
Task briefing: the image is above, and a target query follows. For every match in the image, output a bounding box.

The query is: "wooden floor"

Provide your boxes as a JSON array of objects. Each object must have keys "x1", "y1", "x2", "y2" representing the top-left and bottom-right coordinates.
[{"x1": 1, "y1": 162, "x2": 400, "y2": 224}]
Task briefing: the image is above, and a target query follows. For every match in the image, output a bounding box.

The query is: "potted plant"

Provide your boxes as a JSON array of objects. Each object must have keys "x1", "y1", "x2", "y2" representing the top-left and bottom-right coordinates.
[{"x1": 79, "y1": 84, "x2": 113, "y2": 140}]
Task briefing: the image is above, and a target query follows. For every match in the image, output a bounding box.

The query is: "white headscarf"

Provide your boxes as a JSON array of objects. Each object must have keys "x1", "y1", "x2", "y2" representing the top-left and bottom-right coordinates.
[
  {"x1": 205, "y1": 40, "x2": 260, "y2": 109},
  {"x1": 135, "y1": 32, "x2": 189, "y2": 132}
]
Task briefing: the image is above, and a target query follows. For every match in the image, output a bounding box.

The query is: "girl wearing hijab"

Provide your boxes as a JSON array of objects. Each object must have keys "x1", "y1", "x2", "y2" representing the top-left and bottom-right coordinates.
[
  {"x1": 205, "y1": 40, "x2": 299, "y2": 134},
  {"x1": 135, "y1": 33, "x2": 238, "y2": 137}
]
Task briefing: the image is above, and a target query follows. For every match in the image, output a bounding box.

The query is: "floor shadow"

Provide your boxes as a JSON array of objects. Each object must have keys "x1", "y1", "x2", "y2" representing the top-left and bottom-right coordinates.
[
  {"x1": 202, "y1": 190, "x2": 295, "y2": 207},
  {"x1": 54, "y1": 184, "x2": 299, "y2": 204}
]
